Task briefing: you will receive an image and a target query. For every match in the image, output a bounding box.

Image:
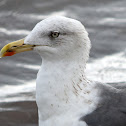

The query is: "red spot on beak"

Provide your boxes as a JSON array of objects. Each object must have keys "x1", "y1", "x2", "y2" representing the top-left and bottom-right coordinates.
[{"x1": 4, "y1": 52, "x2": 16, "y2": 56}]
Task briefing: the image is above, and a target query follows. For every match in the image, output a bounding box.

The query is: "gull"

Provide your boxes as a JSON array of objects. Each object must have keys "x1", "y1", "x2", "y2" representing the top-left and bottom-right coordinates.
[{"x1": 1, "y1": 16, "x2": 126, "y2": 126}]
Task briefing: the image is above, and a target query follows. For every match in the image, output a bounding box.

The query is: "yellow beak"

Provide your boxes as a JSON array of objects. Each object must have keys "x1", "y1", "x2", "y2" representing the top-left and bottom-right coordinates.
[{"x1": 0, "y1": 39, "x2": 35, "y2": 58}]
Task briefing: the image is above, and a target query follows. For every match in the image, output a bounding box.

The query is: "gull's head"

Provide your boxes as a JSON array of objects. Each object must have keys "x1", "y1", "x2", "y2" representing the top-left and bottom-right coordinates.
[{"x1": 0, "y1": 16, "x2": 91, "y2": 62}]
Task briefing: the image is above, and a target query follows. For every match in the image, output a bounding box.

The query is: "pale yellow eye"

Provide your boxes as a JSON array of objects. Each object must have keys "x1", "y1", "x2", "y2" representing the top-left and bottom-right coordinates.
[{"x1": 51, "y1": 31, "x2": 60, "y2": 38}]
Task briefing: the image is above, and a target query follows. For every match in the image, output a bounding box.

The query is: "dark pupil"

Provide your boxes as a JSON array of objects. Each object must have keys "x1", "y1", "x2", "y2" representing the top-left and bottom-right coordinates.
[{"x1": 54, "y1": 33, "x2": 57, "y2": 36}]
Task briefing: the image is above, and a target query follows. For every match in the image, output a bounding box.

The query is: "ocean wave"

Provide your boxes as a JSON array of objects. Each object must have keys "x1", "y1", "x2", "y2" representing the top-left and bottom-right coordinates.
[
  {"x1": 0, "y1": 27, "x2": 30, "y2": 35},
  {"x1": 86, "y1": 50, "x2": 126, "y2": 83}
]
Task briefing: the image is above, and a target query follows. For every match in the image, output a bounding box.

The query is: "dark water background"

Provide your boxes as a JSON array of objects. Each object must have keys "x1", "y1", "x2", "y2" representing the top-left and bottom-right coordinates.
[{"x1": 0, "y1": 0, "x2": 126, "y2": 125}]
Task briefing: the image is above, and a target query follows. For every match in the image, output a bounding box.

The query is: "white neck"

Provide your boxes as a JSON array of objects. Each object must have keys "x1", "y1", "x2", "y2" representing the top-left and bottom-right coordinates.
[
  {"x1": 36, "y1": 57, "x2": 96, "y2": 114},
  {"x1": 36, "y1": 48, "x2": 100, "y2": 126}
]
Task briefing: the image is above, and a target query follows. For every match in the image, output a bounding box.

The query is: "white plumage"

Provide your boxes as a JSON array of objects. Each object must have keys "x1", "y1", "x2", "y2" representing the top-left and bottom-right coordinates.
[{"x1": 24, "y1": 16, "x2": 101, "y2": 126}]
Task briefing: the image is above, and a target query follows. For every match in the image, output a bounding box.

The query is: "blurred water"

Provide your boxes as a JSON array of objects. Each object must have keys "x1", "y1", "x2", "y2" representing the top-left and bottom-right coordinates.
[{"x1": 0, "y1": 0, "x2": 126, "y2": 125}]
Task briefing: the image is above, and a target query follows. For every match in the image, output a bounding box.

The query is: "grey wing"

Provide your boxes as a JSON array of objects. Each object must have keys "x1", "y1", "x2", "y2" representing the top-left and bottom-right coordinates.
[
  {"x1": 80, "y1": 83, "x2": 126, "y2": 126},
  {"x1": 108, "y1": 82, "x2": 126, "y2": 90}
]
